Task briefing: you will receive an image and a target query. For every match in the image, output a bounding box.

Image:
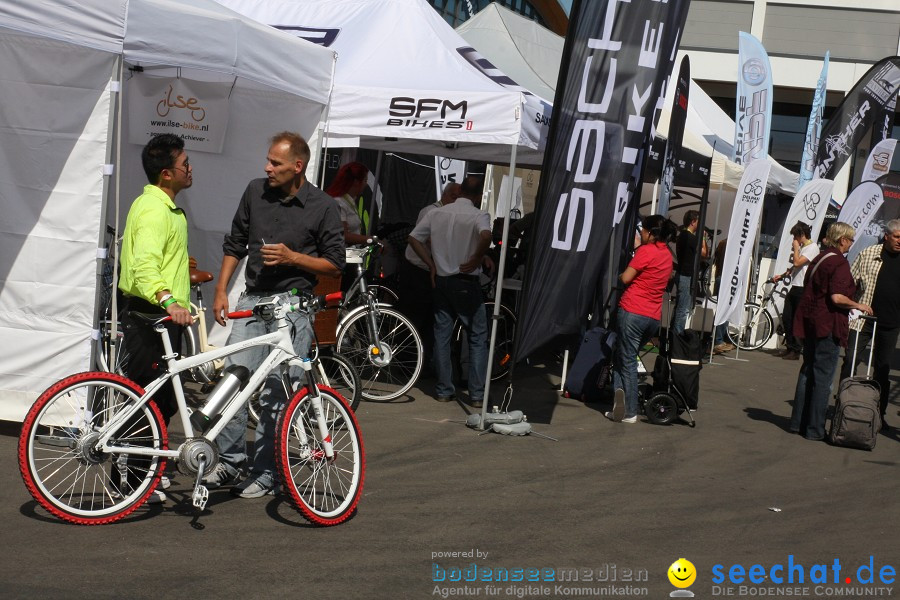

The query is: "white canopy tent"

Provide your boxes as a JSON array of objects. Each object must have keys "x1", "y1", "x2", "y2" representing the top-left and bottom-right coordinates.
[
  {"x1": 216, "y1": 0, "x2": 551, "y2": 167},
  {"x1": 455, "y1": 3, "x2": 563, "y2": 105},
  {"x1": 0, "y1": 0, "x2": 335, "y2": 421}
]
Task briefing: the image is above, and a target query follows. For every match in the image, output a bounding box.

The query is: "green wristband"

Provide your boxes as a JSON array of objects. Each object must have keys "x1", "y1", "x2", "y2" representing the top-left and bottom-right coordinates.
[{"x1": 161, "y1": 297, "x2": 177, "y2": 309}]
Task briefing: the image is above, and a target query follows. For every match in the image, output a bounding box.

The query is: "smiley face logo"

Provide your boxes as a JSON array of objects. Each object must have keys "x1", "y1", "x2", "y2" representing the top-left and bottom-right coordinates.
[{"x1": 668, "y1": 558, "x2": 696, "y2": 588}]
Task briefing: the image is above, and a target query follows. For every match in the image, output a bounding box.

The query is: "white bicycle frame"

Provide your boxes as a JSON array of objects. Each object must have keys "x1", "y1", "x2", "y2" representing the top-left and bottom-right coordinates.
[{"x1": 95, "y1": 295, "x2": 334, "y2": 462}]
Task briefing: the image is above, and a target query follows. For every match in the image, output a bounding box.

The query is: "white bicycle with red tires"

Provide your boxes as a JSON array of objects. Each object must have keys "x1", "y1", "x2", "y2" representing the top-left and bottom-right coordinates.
[{"x1": 18, "y1": 292, "x2": 364, "y2": 527}]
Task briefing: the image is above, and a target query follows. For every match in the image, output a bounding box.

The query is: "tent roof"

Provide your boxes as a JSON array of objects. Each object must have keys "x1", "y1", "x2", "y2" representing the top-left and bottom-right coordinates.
[
  {"x1": 455, "y1": 3, "x2": 563, "y2": 103},
  {"x1": 452, "y1": 5, "x2": 799, "y2": 191},
  {"x1": 217, "y1": 0, "x2": 548, "y2": 165},
  {"x1": 0, "y1": 0, "x2": 335, "y2": 104}
]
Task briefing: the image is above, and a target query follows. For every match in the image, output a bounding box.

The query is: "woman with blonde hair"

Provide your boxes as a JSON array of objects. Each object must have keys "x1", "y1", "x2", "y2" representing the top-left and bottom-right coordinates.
[{"x1": 790, "y1": 222, "x2": 872, "y2": 440}]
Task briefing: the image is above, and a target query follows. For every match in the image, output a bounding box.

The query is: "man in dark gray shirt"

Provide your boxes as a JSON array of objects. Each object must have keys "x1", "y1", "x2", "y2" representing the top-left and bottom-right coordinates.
[{"x1": 206, "y1": 131, "x2": 345, "y2": 498}]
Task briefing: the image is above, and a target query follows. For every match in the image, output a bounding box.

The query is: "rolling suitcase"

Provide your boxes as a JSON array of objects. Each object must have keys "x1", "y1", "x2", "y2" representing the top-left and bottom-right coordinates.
[
  {"x1": 828, "y1": 316, "x2": 881, "y2": 450},
  {"x1": 564, "y1": 327, "x2": 616, "y2": 402}
]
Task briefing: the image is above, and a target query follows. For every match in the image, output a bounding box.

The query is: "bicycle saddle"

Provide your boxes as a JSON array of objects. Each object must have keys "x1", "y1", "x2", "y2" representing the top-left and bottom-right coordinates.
[{"x1": 190, "y1": 269, "x2": 214, "y2": 285}]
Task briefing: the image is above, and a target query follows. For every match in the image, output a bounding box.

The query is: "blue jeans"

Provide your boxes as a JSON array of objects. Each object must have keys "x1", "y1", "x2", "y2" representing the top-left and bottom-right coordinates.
[
  {"x1": 433, "y1": 276, "x2": 487, "y2": 401},
  {"x1": 673, "y1": 274, "x2": 692, "y2": 334},
  {"x1": 790, "y1": 335, "x2": 840, "y2": 440},
  {"x1": 713, "y1": 277, "x2": 728, "y2": 346},
  {"x1": 714, "y1": 323, "x2": 728, "y2": 346},
  {"x1": 613, "y1": 307, "x2": 659, "y2": 418},
  {"x1": 215, "y1": 292, "x2": 314, "y2": 487}
]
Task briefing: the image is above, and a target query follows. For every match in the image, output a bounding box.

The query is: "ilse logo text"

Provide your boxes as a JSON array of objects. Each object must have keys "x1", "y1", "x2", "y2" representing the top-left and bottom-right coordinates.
[{"x1": 156, "y1": 84, "x2": 206, "y2": 122}]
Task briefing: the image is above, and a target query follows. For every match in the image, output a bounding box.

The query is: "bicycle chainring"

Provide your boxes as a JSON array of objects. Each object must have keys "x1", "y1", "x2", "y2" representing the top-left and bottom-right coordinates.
[{"x1": 177, "y1": 438, "x2": 219, "y2": 477}]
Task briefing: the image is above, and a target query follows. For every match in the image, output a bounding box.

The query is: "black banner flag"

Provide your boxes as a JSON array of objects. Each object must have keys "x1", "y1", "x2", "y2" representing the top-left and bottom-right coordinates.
[
  {"x1": 815, "y1": 57, "x2": 900, "y2": 181},
  {"x1": 514, "y1": 0, "x2": 691, "y2": 361},
  {"x1": 658, "y1": 55, "x2": 691, "y2": 216}
]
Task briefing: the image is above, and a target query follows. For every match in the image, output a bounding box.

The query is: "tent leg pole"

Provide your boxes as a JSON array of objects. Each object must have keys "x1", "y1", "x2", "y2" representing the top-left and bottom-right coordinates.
[
  {"x1": 559, "y1": 349, "x2": 569, "y2": 392},
  {"x1": 99, "y1": 56, "x2": 125, "y2": 373},
  {"x1": 368, "y1": 150, "x2": 383, "y2": 236},
  {"x1": 480, "y1": 144, "x2": 517, "y2": 429}
]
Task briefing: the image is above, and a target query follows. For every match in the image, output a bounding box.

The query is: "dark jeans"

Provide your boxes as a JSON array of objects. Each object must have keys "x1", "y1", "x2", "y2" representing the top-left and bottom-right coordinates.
[
  {"x1": 613, "y1": 307, "x2": 659, "y2": 418},
  {"x1": 781, "y1": 286, "x2": 804, "y2": 353},
  {"x1": 433, "y1": 275, "x2": 487, "y2": 401},
  {"x1": 116, "y1": 295, "x2": 184, "y2": 491},
  {"x1": 791, "y1": 335, "x2": 840, "y2": 440},
  {"x1": 120, "y1": 296, "x2": 183, "y2": 423},
  {"x1": 839, "y1": 321, "x2": 899, "y2": 420},
  {"x1": 398, "y1": 258, "x2": 435, "y2": 367},
  {"x1": 673, "y1": 274, "x2": 692, "y2": 334}
]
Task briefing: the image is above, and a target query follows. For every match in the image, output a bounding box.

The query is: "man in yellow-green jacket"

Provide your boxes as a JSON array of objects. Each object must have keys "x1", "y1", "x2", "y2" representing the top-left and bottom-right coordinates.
[
  {"x1": 117, "y1": 133, "x2": 194, "y2": 504},
  {"x1": 118, "y1": 133, "x2": 194, "y2": 422}
]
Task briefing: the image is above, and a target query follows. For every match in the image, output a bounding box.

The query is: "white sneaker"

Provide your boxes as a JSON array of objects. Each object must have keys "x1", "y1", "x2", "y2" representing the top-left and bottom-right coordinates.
[
  {"x1": 147, "y1": 490, "x2": 167, "y2": 504},
  {"x1": 159, "y1": 476, "x2": 171, "y2": 490},
  {"x1": 605, "y1": 411, "x2": 638, "y2": 424}
]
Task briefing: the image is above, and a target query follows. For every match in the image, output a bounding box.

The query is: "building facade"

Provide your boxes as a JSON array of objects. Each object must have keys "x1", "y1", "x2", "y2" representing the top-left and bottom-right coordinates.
[{"x1": 681, "y1": 0, "x2": 900, "y2": 200}]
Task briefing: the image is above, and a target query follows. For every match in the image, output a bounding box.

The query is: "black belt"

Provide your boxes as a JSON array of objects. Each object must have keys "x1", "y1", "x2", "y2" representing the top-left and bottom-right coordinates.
[{"x1": 440, "y1": 273, "x2": 479, "y2": 281}]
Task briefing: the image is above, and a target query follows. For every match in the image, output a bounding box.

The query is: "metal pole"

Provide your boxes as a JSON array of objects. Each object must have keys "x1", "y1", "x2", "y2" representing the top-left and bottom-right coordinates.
[
  {"x1": 707, "y1": 178, "x2": 726, "y2": 365},
  {"x1": 106, "y1": 56, "x2": 125, "y2": 372},
  {"x1": 368, "y1": 150, "x2": 384, "y2": 236},
  {"x1": 480, "y1": 143, "x2": 517, "y2": 429}
]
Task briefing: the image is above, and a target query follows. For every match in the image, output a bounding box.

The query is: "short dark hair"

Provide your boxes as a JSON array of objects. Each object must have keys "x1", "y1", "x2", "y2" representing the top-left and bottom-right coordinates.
[
  {"x1": 683, "y1": 210, "x2": 700, "y2": 228},
  {"x1": 789, "y1": 221, "x2": 811, "y2": 239},
  {"x1": 270, "y1": 131, "x2": 310, "y2": 172},
  {"x1": 460, "y1": 175, "x2": 484, "y2": 199},
  {"x1": 141, "y1": 134, "x2": 184, "y2": 183}
]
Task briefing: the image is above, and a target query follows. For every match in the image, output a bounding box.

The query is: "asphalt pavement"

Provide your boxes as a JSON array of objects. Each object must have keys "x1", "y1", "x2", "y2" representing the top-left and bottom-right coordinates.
[{"x1": 1, "y1": 344, "x2": 899, "y2": 600}]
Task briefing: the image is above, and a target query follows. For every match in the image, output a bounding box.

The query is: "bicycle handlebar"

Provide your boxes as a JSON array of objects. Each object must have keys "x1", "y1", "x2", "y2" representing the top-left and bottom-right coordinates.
[{"x1": 155, "y1": 291, "x2": 344, "y2": 327}]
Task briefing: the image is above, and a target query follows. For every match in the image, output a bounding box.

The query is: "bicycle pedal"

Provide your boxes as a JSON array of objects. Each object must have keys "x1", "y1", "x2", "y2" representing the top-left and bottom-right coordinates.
[{"x1": 192, "y1": 485, "x2": 209, "y2": 510}]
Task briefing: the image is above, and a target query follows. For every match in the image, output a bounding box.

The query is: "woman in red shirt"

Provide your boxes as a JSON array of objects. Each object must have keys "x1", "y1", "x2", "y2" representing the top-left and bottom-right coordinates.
[{"x1": 608, "y1": 215, "x2": 678, "y2": 423}]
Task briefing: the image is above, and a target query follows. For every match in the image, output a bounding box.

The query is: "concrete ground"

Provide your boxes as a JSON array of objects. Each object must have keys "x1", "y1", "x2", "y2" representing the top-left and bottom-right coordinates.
[{"x1": 1, "y1": 345, "x2": 898, "y2": 600}]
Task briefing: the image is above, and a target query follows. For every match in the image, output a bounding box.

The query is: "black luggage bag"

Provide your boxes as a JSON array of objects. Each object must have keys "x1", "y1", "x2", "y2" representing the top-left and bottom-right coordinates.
[
  {"x1": 656, "y1": 330, "x2": 702, "y2": 410},
  {"x1": 565, "y1": 327, "x2": 616, "y2": 402},
  {"x1": 828, "y1": 316, "x2": 881, "y2": 450}
]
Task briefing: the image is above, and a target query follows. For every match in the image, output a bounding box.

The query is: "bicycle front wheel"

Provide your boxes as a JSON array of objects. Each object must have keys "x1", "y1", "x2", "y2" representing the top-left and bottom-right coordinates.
[
  {"x1": 95, "y1": 319, "x2": 129, "y2": 375},
  {"x1": 276, "y1": 385, "x2": 365, "y2": 526},
  {"x1": 18, "y1": 372, "x2": 167, "y2": 525},
  {"x1": 316, "y1": 352, "x2": 362, "y2": 412},
  {"x1": 453, "y1": 302, "x2": 516, "y2": 382},
  {"x1": 368, "y1": 284, "x2": 399, "y2": 306},
  {"x1": 335, "y1": 307, "x2": 423, "y2": 400},
  {"x1": 727, "y1": 302, "x2": 773, "y2": 350}
]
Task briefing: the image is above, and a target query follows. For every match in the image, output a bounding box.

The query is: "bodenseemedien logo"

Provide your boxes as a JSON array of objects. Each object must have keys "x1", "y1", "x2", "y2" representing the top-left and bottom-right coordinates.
[{"x1": 668, "y1": 558, "x2": 696, "y2": 597}]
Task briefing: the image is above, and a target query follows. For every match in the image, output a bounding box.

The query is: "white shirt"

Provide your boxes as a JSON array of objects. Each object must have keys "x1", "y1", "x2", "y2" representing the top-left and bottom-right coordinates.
[
  {"x1": 409, "y1": 198, "x2": 491, "y2": 277},
  {"x1": 335, "y1": 194, "x2": 362, "y2": 235},
  {"x1": 404, "y1": 201, "x2": 442, "y2": 270},
  {"x1": 791, "y1": 242, "x2": 820, "y2": 288}
]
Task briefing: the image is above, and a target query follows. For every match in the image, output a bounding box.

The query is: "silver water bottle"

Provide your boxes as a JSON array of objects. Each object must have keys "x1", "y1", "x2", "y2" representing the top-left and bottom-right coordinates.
[{"x1": 190, "y1": 365, "x2": 250, "y2": 432}]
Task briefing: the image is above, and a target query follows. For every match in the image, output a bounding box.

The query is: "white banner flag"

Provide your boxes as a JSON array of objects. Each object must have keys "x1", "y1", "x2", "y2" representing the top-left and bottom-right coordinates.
[
  {"x1": 715, "y1": 160, "x2": 772, "y2": 326},
  {"x1": 128, "y1": 77, "x2": 231, "y2": 153},
  {"x1": 772, "y1": 178, "x2": 835, "y2": 277},
  {"x1": 860, "y1": 138, "x2": 897, "y2": 183},
  {"x1": 434, "y1": 156, "x2": 466, "y2": 202},
  {"x1": 838, "y1": 181, "x2": 884, "y2": 254}
]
